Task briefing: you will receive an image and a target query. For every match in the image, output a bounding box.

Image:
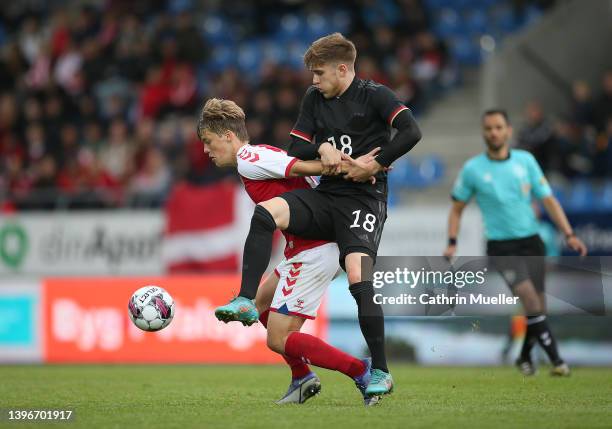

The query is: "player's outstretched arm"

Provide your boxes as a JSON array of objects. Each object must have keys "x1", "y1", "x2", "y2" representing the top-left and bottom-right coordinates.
[
  {"x1": 287, "y1": 160, "x2": 325, "y2": 177},
  {"x1": 540, "y1": 195, "x2": 588, "y2": 256}
]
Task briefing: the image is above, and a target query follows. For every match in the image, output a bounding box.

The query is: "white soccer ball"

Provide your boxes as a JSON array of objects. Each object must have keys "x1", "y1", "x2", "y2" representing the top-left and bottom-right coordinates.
[{"x1": 128, "y1": 285, "x2": 175, "y2": 332}]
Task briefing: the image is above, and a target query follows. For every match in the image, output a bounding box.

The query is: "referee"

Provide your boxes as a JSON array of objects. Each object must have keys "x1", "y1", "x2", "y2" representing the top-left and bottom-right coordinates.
[{"x1": 444, "y1": 109, "x2": 587, "y2": 376}]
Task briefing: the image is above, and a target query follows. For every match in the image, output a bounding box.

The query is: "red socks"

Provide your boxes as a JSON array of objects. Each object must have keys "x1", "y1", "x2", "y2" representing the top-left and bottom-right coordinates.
[
  {"x1": 285, "y1": 332, "x2": 366, "y2": 379},
  {"x1": 259, "y1": 310, "x2": 311, "y2": 380}
]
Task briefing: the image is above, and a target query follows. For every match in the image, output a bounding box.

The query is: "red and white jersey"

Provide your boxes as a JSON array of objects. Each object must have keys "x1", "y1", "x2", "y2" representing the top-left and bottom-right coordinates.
[{"x1": 236, "y1": 144, "x2": 328, "y2": 259}]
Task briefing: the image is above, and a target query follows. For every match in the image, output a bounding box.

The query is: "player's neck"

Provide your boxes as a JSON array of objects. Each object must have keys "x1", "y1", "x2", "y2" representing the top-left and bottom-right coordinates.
[
  {"x1": 336, "y1": 73, "x2": 356, "y2": 97},
  {"x1": 486, "y1": 145, "x2": 510, "y2": 161}
]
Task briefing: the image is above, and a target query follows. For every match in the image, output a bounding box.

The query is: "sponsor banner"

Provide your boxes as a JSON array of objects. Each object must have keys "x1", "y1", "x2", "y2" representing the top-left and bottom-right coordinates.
[
  {"x1": 0, "y1": 212, "x2": 163, "y2": 275},
  {"x1": 379, "y1": 205, "x2": 485, "y2": 256},
  {"x1": 42, "y1": 276, "x2": 327, "y2": 363},
  {"x1": 0, "y1": 283, "x2": 42, "y2": 362}
]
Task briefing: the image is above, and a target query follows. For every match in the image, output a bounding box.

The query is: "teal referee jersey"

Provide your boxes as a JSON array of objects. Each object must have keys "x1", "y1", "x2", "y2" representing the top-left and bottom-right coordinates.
[{"x1": 452, "y1": 149, "x2": 552, "y2": 240}]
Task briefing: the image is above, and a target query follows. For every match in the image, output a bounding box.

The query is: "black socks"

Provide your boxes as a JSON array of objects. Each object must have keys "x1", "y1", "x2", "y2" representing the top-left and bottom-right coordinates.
[
  {"x1": 349, "y1": 281, "x2": 389, "y2": 373},
  {"x1": 239, "y1": 205, "x2": 276, "y2": 299}
]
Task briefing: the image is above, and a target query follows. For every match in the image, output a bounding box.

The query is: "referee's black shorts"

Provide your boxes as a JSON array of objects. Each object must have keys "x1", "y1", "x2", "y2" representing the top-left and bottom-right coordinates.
[{"x1": 486, "y1": 234, "x2": 546, "y2": 292}]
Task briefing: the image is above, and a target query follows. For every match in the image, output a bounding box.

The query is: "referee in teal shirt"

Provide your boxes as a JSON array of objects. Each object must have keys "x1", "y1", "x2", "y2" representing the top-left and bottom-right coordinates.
[{"x1": 444, "y1": 109, "x2": 587, "y2": 377}]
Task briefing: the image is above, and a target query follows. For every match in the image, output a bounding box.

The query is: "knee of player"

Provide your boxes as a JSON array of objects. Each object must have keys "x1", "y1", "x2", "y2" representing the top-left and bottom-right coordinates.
[
  {"x1": 266, "y1": 331, "x2": 287, "y2": 354},
  {"x1": 346, "y1": 269, "x2": 363, "y2": 285},
  {"x1": 257, "y1": 199, "x2": 289, "y2": 230}
]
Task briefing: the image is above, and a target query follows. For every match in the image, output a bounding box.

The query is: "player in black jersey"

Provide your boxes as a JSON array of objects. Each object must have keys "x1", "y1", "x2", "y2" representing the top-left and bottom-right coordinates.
[{"x1": 215, "y1": 33, "x2": 422, "y2": 398}]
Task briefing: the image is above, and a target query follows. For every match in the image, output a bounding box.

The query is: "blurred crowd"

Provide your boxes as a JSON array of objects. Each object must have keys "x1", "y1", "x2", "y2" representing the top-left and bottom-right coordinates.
[
  {"x1": 516, "y1": 70, "x2": 612, "y2": 180},
  {"x1": 0, "y1": 0, "x2": 455, "y2": 210}
]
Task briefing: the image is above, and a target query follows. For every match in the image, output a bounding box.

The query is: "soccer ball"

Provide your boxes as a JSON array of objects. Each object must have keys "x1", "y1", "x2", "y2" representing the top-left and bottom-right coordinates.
[{"x1": 128, "y1": 285, "x2": 175, "y2": 332}]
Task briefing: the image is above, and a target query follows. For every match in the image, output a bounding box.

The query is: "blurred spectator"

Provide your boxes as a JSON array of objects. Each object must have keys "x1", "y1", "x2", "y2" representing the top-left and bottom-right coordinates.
[
  {"x1": 556, "y1": 120, "x2": 593, "y2": 179},
  {"x1": 593, "y1": 70, "x2": 612, "y2": 133},
  {"x1": 128, "y1": 147, "x2": 171, "y2": 207},
  {"x1": 570, "y1": 80, "x2": 595, "y2": 128},
  {"x1": 517, "y1": 100, "x2": 556, "y2": 172},
  {"x1": 0, "y1": 0, "x2": 460, "y2": 210}
]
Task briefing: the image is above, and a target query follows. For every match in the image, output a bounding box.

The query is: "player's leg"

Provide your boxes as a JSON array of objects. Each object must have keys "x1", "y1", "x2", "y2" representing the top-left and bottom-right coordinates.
[
  {"x1": 345, "y1": 251, "x2": 393, "y2": 396},
  {"x1": 215, "y1": 196, "x2": 290, "y2": 323},
  {"x1": 334, "y1": 196, "x2": 392, "y2": 396},
  {"x1": 255, "y1": 271, "x2": 313, "y2": 383},
  {"x1": 267, "y1": 243, "x2": 374, "y2": 405},
  {"x1": 528, "y1": 252, "x2": 569, "y2": 376},
  {"x1": 264, "y1": 312, "x2": 322, "y2": 404},
  {"x1": 215, "y1": 189, "x2": 330, "y2": 324},
  {"x1": 267, "y1": 311, "x2": 367, "y2": 383}
]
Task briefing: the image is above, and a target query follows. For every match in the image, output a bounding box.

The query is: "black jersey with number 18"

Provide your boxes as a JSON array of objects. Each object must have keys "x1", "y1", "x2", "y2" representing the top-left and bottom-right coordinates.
[{"x1": 290, "y1": 77, "x2": 410, "y2": 201}]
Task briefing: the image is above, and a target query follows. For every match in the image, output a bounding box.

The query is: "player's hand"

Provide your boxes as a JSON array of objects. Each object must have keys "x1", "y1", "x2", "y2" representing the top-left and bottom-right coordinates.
[
  {"x1": 567, "y1": 235, "x2": 587, "y2": 256},
  {"x1": 318, "y1": 142, "x2": 342, "y2": 175},
  {"x1": 443, "y1": 244, "x2": 457, "y2": 259},
  {"x1": 340, "y1": 152, "x2": 383, "y2": 183}
]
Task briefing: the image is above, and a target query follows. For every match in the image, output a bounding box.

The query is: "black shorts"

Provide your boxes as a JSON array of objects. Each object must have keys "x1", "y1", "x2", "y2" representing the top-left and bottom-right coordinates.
[
  {"x1": 486, "y1": 235, "x2": 546, "y2": 292},
  {"x1": 280, "y1": 188, "x2": 387, "y2": 265}
]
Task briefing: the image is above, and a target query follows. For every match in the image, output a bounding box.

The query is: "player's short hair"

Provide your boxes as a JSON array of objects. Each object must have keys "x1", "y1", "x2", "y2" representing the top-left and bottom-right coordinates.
[
  {"x1": 304, "y1": 32, "x2": 357, "y2": 70},
  {"x1": 482, "y1": 109, "x2": 511, "y2": 125},
  {"x1": 197, "y1": 98, "x2": 249, "y2": 141}
]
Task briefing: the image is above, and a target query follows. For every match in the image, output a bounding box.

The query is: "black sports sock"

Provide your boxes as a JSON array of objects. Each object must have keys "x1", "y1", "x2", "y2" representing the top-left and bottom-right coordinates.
[
  {"x1": 526, "y1": 314, "x2": 563, "y2": 365},
  {"x1": 519, "y1": 328, "x2": 537, "y2": 362},
  {"x1": 349, "y1": 281, "x2": 388, "y2": 373},
  {"x1": 239, "y1": 205, "x2": 276, "y2": 299}
]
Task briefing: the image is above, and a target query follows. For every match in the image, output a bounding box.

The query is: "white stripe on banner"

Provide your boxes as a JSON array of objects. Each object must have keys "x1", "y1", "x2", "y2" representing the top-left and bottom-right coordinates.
[{"x1": 162, "y1": 186, "x2": 254, "y2": 265}]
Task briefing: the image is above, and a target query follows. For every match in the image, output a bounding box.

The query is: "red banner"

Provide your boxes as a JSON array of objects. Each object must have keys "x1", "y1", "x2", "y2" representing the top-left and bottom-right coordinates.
[{"x1": 42, "y1": 276, "x2": 327, "y2": 363}]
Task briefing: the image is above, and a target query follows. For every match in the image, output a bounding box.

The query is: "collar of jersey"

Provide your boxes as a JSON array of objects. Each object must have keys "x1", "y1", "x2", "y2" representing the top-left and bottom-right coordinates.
[
  {"x1": 485, "y1": 149, "x2": 512, "y2": 162},
  {"x1": 335, "y1": 77, "x2": 359, "y2": 100}
]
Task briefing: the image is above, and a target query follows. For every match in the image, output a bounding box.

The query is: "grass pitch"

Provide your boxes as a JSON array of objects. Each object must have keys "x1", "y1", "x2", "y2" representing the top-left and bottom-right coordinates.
[{"x1": 1, "y1": 365, "x2": 611, "y2": 429}]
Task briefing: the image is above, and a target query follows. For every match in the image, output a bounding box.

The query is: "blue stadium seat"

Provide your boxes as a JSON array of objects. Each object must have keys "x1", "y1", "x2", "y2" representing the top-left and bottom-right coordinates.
[
  {"x1": 237, "y1": 41, "x2": 263, "y2": 75},
  {"x1": 598, "y1": 181, "x2": 612, "y2": 210},
  {"x1": 465, "y1": 10, "x2": 488, "y2": 35},
  {"x1": 491, "y1": 5, "x2": 517, "y2": 34},
  {"x1": 425, "y1": 0, "x2": 455, "y2": 9},
  {"x1": 304, "y1": 13, "x2": 330, "y2": 39},
  {"x1": 201, "y1": 15, "x2": 235, "y2": 45},
  {"x1": 330, "y1": 10, "x2": 351, "y2": 33},
  {"x1": 276, "y1": 14, "x2": 307, "y2": 42},
  {"x1": 567, "y1": 180, "x2": 597, "y2": 212},
  {"x1": 206, "y1": 45, "x2": 237, "y2": 72},
  {"x1": 434, "y1": 8, "x2": 463, "y2": 38},
  {"x1": 449, "y1": 36, "x2": 481, "y2": 65},
  {"x1": 417, "y1": 155, "x2": 445, "y2": 184}
]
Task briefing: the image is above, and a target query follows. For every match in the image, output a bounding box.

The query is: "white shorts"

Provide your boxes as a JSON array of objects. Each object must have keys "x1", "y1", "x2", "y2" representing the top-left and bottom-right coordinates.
[{"x1": 270, "y1": 243, "x2": 340, "y2": 319}]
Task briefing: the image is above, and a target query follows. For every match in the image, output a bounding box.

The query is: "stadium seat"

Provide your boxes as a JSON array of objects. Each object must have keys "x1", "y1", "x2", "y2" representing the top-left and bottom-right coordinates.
[
  {"x1": 465, "y1": 10, "x2": 488, "y2": 35},
  {"x1": 567, "y1": 180, "x2": 597, "y2": 212},
  {"x1": 207, "y1": 45, "x2": 237, "y2": 72},
  {"x1": 237, "y1": 41, "x2": 263, "y2": 75},
  {"x1": 417, "y1": 155, "x2": 445, "y2": 184},
  {"x1": 434, "y1": 8, "x2": 463, "y2": 38},
  {"x1": 449, "y1": 35, "x2": 481, "y2": 65},
  {"x1": 598, "y1": 181, "x2": 612, "y2": 210},
  {"x1": 330, "y1": 10, "x2": 351, "y2": 33},
  {"x1": 201, "y1": 15, "x2": 234, "y2": 45}
]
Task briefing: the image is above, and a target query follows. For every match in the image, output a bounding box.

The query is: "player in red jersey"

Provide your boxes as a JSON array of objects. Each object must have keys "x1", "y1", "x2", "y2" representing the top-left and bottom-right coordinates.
[{"x1": 197, "y1": 98, "x2": 380, "y2": 406}]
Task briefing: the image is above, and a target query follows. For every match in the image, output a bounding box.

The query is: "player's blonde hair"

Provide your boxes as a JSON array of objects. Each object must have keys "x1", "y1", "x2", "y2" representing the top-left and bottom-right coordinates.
[
  {"x1": 197, "y1": 98, "x2": 249, "y2": 142},
  {"x1": 304, "y1": 32, "x2": 356, "y2": 70}
]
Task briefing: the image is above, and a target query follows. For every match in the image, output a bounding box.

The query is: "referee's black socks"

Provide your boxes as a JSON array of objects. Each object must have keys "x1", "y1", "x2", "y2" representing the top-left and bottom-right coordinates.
[
  {"x1": 522, "y1": 314, "x2": 563, "y2": 365},
  {"x1": 239, "y1": 205, "x2": 276, "y2": 300},
  {"x1": 349, "y1": 281, "x2": 389, "y2": 373}
]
